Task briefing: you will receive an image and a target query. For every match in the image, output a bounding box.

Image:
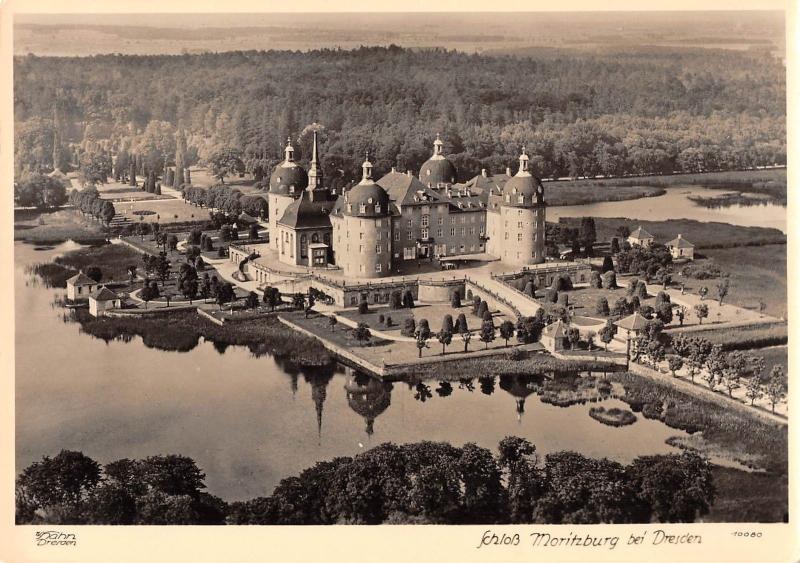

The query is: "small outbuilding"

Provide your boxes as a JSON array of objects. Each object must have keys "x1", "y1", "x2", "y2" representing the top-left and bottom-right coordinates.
[
  {"x1": 613, "y1": 311, "x2": 649, "y2": 343},
  {"x1": 627, "y1": 226, "x2": 654, "y2": 248},
  {"x1": 541, "y1": 320, "x2": 569, "y2": 352},
  {"x1": 66, "y1": 272, "x2": 98, "y2": 300},
  {"x1": 88, "y1": 286, "x2": 121, "y2": 317},
  {"x1": 666, "y1": 233, "x2": 695, "y2": 261}
]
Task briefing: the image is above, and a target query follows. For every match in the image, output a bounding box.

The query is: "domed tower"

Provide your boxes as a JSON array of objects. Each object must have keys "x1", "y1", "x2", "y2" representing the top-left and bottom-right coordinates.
[
  {"x1": 499, "y1": 374, "x2": 540, "y2": 422},
  {"x1": 418, "y1": 133, "x2": 457, "y2": 189},
  {"x1": 330, "y1": 154, "x2": 392, "y2": 278},
  {"x1": 268, "y1": 138, "x2": 308, "y2": 251},
  {"x1": 492, "y1": 148, "x2": 546, "y2": 266}
]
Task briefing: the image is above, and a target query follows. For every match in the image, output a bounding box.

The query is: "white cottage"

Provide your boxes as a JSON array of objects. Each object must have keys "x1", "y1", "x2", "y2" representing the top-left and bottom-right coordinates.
[
  {"x1": 66, "y1": 272, "x2": 98, "y2": 300},
  {"x1": 666, "y1": 234, "x2": 695, "y2": 261},
  {"x1": 88, "y1": 286, "x2": 121, "y2": 317},
  {"x1": 627, "y1": 226, "x2": 654, "y2": 248},
  {"x1": 541, "y1": 320, "x2": 569, "y2": 352}
]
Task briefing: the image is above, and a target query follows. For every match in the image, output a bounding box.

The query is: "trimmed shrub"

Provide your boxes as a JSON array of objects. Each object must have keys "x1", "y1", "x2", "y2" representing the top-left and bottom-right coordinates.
[{"x1": 401, "y1": 317, "x2": 416, "y2": 337}]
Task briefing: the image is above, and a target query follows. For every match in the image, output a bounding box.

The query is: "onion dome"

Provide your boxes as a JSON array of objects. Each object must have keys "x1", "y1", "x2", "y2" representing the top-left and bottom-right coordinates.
[
  {"x1": 418, "y1": 133, "x2": 457, "y2": 188},
  {"x1": 502, "y1": 147, "x2": 544, "y2": 207},
  {"x1": 342, "y1": 153, "x2": 390, "y2": 218},
  {"x1": 269, "y1": 137, "x2": 308, "y2": 196}
]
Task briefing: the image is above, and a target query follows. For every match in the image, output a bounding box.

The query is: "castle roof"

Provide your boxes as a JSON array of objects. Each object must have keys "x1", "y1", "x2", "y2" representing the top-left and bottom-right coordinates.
[
  {"x1": 278, "y1": 189, "x2": 335, "y2": 229},
  {"x1": 378, "y1": 171, "x2": 446, "y2": 206},
  {"x1": 269, "y1": 137, "x2": 308, "y2": 195},
  {"x1": 501, "y1": 149, "x2": 544, "y2": 207},
  {"x1": 543, "y1": 319, "x2": 568, "y2": 339},
  {"x1": 418, "y1": 133, "x2": 457, "y2": 188}
]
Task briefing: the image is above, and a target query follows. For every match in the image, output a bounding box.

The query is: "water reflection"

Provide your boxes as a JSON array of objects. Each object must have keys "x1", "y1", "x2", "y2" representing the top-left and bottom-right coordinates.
[{"x1": 345, "y1": 371, "x2": 392, "y2": 437}]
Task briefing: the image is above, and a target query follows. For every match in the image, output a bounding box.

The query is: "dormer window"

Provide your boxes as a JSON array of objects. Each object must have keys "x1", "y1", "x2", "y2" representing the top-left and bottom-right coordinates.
[
  {"x1": 347, "y1": 204, "x2": 353, "y2": 213},
  {"x1": 289, "y1": 185, "x2": 295, "y2": 193},
  {"x1": 518, "y1": 195, "x2": 525, "y2": 204},
  {"x1": 359, "y1": 204, "x2": 367, "y2": 214},
  {"x1": 505, "y1": 195, "x2": 511, "y2": 203},
  {"x1": 375, "y1": 204, "x2": 381, "y2": 213}
]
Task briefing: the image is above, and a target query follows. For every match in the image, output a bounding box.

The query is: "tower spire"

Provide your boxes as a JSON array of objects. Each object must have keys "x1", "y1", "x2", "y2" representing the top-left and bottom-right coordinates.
[
  {"x1": 284, "y1": 136, "x2": 295, "y2": 163},
  {"x1": 308, "y1": 130, "x2": 324, "y2": 191},
  {"x1": 433, "y1": 133, "x2": 443, "y2": 157},
  {"x1": 517, "y1": 146, "x2": 530, "y2": 175},
  {"x1": 361, "y1": 150, "x2": 373, "y2": 182}
]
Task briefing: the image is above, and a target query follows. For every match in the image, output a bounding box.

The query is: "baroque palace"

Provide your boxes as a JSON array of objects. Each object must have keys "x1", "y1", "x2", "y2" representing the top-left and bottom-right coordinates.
[{"x1": 267, "y1": 132, "x2": 547, "y2": 278}]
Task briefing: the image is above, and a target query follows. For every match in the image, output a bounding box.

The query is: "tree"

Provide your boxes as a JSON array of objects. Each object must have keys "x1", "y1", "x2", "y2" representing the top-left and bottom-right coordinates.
[
  {"x1": 292, "y1": 293, "x2": 305, "y2": 311},
  {"x1": 595, "y1": 296, "x2": 610, "y2": 316},
  {"x1": 599, "y1": 321, "x2": 615, "y2": 351},
  {"x1": 248, "y1": 223, "x2": 259, "y2": 240},
  {"x1": 415, "y1": 332, "x2": 430, "y2": 358},
  {"x1": 698, "y1": 286, "x2": 708, "y2": 301},
  {"x1": 580, "y1": 217, "x2": 596, "y2": 247},
  {"x1": 127, "y1": 265, "x2": 137, "y2": 284},
  {"x1": 155, "y1": 252, "x2": 171, "y2": 286},
  {"x1": 416, "y1": 319, "x2": 431, "y2": 341},
  {"x1": 358, "y1": 299, "x2": 369, "y2": 315},
  {"x1": 499, "y1": 320, "x2": 515, "y2": 347},
  {"x1": 402, "y1": 289, "x2": 415, "y2": 309},
  {"x1": 676, "y1": 305, "x2": 687, "y2": 326},
  {"x1": 523, "y1": 280, "x2": 536, "y2": 297},
  {"x1": 610, "y1": 237, "x2": 620, "y2": 254},
  {"x1": 476, "y1": 300, "x2": 489, "y2": 319},
  {"x1": 566, "y1": 327, "x2": 580, "y2": 350},
  {"x1": 745, "y1": 373, "x2": 763, "y2": 406},
  {"x1": 353, "y1": 322, "x2": 371, "y2": 346},
  {"x1": 216, "y1": 282, "x2": 235, "y2": 310},
  {"x1": 693, "y1": 303, "x2": 709, "y2": 325},
  {"x1": 455, "y1": 313, "x2": 469, "y2": 335},
  {"x1": 479, "y1": 320, "x2": 495, "y2": 349},
  {"x1": 656, "y1": 302, "x2": 673, "y2": 324},
  {"x1": 328, "y1": 315, "x2": 338, "y2": 332},
  {"x1": 437, "y1": 330, "x2": 453, "y2": 355},
  {"x1": 601, "y1": 255, "x2": 614, "y2": 273},
  {"x1": 460, "y1": 330, "x2": 473, "y2": 352},
  {"x1": 304, "y1": 292, "x2": 316, "y2": 318},
  {"x1": 716, "y1": 277, "x2": 730, "y2": 305},
  {"x1": 16, "y1": 450, "x2": 101, "y2": 517},
  {"x1": 441, "y1": 314, "x2": 454, "y2": 334},
  {"x1": 209, "y1": 148, "x2": 245, "y2": 184},
  {"x1": 166, "y1": 234, "x2": 179, "y2": 253},
  {"x1": 765, "y1": 365, "x2": 787, "y2": 413},
  {"x1": 14, "y1": 173, "x2": 68, "y2": 209},
  {"x1": 401, "y1": 317, "x2": 416, "y2": 337},
  {"x1": 667, "y1": 355, "x2": 683, "y2": 377},
  {"x1": 628, "y1": 452, "x2": 715, "y2": 523},
  {"x1": 261, "y1": 286, "x2": 280, "y2": 311},
  {"x1": 589, "y1": 271, "x2": 602, "y2": 288},
  {"x1": 390, "y1": 290, "x2": 403, "y2": 309},
  {"x1": 245, "y1": 291, "x2": 259, "y2": 309},
  {"x1": 601, "y1": 271, "x2": 618, "y2": 289},
  {"x1": 451, "y1": 291, "x2": 461, "y2": 308},
  {"x1": 84, "y1": 266, "x2": 102, "y2": 283}
]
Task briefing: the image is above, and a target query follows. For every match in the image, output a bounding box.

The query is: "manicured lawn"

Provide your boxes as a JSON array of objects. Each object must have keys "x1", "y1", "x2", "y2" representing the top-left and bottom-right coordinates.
[
  {"x1": 535, "y1": 284, "x2": 641, "y2": 322},
  {"x1": 666, "y1": 323, "x2": 787, "y2": 351},
  {"x1": 114, "y1": 197, "x2": 209, "y2": 224}
]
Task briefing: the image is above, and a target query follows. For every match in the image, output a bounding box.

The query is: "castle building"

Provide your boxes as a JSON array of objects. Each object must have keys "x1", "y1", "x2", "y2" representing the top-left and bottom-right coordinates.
[{"x1": 266, "y1": 135, "x2": 548, "y2": 278}]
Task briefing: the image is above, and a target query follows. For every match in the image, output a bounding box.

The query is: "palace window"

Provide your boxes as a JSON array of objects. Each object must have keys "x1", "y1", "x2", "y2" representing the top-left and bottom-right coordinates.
[
  {"x1": 517, "y1": 233, "x2": 523, "y2": 242},
  {"x1": 437, "y1": 228, "x2": 443, "y2": 237},
  {"x1": 450, "y1": 228, "x2": 456, "y2": 237},
  {"x1": 407, "y1": 219, "x2": 413, "y2": 228},
  {"x1": 375, "y1": 263, "x2": 382, "y2": 273},
  {"x1": 437, "y1": 216, "x2": 443, "y2": 225},
  {"x1": 451, "y1": 217, "x2": 456, "y2": 225},
  {"x1": 407, "y1": 231, "x2": 413, "y2": 240},
  {"x1": 376, "y1": 219, "x2": 382, "y2": 227},
  {"x1": 470, "y1": 227, "x2": 476, "y2": 235},
  {"x1": 359, "y1": 245, "x2": 364, "y2": 254},
  {"x1": 394, "y1": 231, "x2": 400, "y2": 241},
  {"x1": 359, "y1": 232, "x2": 364, "y2": 240},
  {"x1": 312, "y1": 233, "x2": 319, "y2": 243},
  {"x1": 461, "y1": 216, "x2": 466, "y2": 224},
  {"x1": 518, "y1": 222, "x2": 523, "y2": 228},
  {"x1": 300, "y1": 234, "x2": 308, "y2": 258},
  {"x1": 460, "y1": 227, "x2": 465, "y2": 236},
  {"x1": 421, "y1": 215, "x2": 429, "y2": 227},
  {"x1": 376, "y1": 244, "x2": 382, "y2": 254},
  {"x1": 505, "y1": 232, "x2": 509, "y2": 240},
  {"x1": 377, "y1": 231, "x2": 381, "y2": 240}
]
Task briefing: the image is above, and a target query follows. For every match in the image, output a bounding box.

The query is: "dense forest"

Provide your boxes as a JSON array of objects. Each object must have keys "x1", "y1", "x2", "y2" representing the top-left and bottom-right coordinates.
[{"x1": 14, "y1": 45, "x2": 785, "y2": 185}]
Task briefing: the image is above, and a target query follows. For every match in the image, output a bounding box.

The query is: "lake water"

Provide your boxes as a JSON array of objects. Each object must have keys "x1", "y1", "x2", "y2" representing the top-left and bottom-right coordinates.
[
  {"x1": 548, "y1": 186, "x2": 786, "y2": 234},
  {"x1": 16, "y1": 241, "x2": 691, "y2": 501}
]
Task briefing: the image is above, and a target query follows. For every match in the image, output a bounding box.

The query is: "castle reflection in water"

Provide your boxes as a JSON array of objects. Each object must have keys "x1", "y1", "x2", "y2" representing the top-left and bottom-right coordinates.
[{"x1": 283, "y1": 364, "x2": 594, "y2": 440}]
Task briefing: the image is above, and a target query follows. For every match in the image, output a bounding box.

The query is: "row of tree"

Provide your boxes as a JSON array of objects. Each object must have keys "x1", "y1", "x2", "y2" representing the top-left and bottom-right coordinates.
[
  {"x1": 16, "y1": 437, "x2": 716, "y2": 525},
  {"x1": 67, "y1": 188, "x2": 116, "y2": 225}
]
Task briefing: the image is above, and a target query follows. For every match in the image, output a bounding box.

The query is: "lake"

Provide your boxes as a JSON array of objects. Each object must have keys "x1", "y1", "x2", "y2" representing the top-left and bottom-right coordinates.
[
  {"x1": 15, "y1": 241, "x2": 692, "y2": 501},
  {"x1": 548, "y1": 186, "x2": 786, "y2": 234}
]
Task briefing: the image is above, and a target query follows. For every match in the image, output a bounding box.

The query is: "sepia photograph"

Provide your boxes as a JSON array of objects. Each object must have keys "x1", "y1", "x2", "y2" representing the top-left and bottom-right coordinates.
[{"x1": 2, "y1": 0, "x2": 795, "y2": 560}]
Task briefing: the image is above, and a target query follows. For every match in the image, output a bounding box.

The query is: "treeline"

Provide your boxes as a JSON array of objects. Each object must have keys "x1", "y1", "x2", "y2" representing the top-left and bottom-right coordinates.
[
  {"x1": 17, "y1": 438, "x2": 715, "y2": 525},
  {"x1": 183, "y1": 185, "x2": 267, "y2": 218},
  {"x1": 68, "y1": 188, "x2": 116, "y2": 225},
  {"x1": 14, "y1": 45, "x2": 784, "y2": 183}
]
